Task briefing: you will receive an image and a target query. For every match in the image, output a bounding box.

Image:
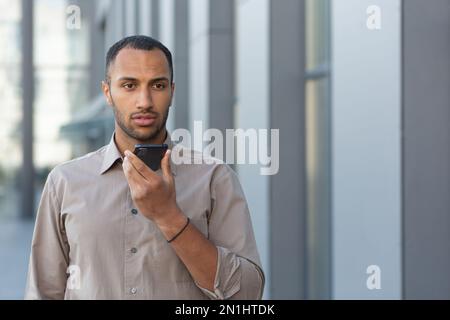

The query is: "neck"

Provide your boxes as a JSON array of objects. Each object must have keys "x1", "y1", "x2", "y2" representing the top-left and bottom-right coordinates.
[{"x1": 114, "y1": 127, "x2": 167, "y2": 157}]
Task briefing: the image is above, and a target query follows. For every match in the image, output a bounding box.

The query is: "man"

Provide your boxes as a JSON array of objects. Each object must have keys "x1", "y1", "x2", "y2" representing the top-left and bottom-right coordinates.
[{"x1": 25, "y1": 35, "x2": 264, "y2": 300}]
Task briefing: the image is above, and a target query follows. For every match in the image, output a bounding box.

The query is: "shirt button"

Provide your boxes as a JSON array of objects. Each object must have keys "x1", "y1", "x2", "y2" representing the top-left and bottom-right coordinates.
[
  {"x1": 131, "y1": 208, "x2": 138, "y2": 215},
  {"x1": 130, "y1": 247, "x2": 138, "y2": 254},
  {"x1": 130, "y1": 287, "x2": 137, "y2": 294}
]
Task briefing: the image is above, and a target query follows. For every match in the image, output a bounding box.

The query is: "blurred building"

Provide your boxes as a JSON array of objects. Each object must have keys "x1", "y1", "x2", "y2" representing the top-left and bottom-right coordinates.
[
  {"x1": 0, "y1": 0, "x2": 449, "y2": 300},
  {"x1": 0, "y1": 0, "x2": 22, "y2": 220}
]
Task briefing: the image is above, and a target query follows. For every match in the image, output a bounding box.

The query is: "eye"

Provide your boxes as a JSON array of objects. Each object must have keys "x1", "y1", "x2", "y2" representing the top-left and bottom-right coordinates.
[
  {"x1": 152, "y1": 82, "x2": 166, "y2": 90},
  {"x1": 122, "y1": 83, "x2": 136, "y2": 90}
]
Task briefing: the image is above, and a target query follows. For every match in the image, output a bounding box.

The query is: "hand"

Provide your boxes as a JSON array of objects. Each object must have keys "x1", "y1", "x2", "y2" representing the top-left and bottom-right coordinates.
[{"x1": 122, "y1": 149, "x2": 182, "y2": 226}]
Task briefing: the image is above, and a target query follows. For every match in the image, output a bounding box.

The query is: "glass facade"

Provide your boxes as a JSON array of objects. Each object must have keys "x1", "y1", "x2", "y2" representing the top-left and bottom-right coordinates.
[
  {"x1": 34, "y1": 0, "x2": 91, "y2": 206},
  {"x1": 0, "y1": 0, "x2": 22, "y2": 220}
]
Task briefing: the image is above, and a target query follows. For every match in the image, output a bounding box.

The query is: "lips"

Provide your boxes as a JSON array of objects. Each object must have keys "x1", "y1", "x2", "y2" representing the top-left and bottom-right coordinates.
[{"x1": 132, "y1": 114, "x2": 157, "y2": 126}]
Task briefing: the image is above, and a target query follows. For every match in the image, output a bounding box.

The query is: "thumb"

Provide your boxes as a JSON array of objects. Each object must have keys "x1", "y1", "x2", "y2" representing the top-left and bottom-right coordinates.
[{"x1": 161, "y1": 149, "x2": 173, "y2": 182}]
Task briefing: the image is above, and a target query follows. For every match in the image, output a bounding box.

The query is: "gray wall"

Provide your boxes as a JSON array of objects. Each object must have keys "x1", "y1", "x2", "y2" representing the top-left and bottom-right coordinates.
[{"x1": 403, "y1": 0, "x2": 450, "y2": 300}]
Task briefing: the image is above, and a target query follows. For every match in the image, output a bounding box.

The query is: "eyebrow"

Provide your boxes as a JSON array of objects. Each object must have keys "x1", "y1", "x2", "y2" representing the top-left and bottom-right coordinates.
[{"x1": 117, "y1": 76, "x2": 170, "y2": 83}]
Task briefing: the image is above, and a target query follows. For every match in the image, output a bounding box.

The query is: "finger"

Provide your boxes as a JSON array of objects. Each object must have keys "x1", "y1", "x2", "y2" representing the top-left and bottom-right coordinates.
[
  {"x1": 161, "y1": 149, "x2": 173, "y2": 183},
  {"x1": 123, "y1": 157, "x2": 151, "y2": 198},
  {"x1": 124, "y1": 150, "x2": 157, "y2": 181},
  {"x1": 123, "y1": 156, "x2": 145, "y2": 186}
]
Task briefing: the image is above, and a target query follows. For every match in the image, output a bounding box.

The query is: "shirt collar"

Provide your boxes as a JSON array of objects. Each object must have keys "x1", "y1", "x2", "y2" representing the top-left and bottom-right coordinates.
[{"x1": 99, "y1": 130, "x2": 177, "y2": 176}]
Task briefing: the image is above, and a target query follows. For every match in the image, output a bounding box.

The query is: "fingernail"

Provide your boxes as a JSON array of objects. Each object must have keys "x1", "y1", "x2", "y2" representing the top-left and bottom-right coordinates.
[{"x1": 124, "y1": 150, "x2": 131, "y2": 157}]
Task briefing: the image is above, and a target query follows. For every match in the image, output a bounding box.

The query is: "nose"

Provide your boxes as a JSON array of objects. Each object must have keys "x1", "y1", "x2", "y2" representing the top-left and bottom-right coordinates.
[{"x1": 136, "y1": 87, "x2": 154, "y2": 110}]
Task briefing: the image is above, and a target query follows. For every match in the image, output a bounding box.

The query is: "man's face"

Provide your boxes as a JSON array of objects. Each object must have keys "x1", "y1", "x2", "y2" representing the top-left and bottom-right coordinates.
[{"x1": 102, "y1": 48, "x2": 174, "y2": 142}]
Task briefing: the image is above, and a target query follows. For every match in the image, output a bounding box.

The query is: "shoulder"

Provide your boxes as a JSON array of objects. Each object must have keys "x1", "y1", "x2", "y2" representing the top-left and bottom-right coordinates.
[{"x1": 47, "y1": 145, "x2": 108, "y2": 185}]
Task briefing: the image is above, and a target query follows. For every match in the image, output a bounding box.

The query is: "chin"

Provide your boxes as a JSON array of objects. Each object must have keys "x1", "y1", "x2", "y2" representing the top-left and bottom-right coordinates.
[{"x1": 133, "y1": 128, "x2": 161, "y2": 141}]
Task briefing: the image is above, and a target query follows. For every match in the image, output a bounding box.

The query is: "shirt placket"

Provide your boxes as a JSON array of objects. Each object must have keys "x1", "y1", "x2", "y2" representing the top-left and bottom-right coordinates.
[{"x1": 124, "y1": 187, "x2": 144, "y2": 299}]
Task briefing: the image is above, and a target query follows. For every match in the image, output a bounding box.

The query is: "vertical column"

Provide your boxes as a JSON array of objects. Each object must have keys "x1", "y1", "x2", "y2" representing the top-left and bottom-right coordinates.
[
  {"x1": 151, "y1": 0, "x2": 160, "y2": 39},
  {"x1": 104, "y1": 1, "x2": 114, "y2": 50},
  {"x1": 403, "y1": 0, "x2": 450, "y2": 299},
  {"x1": 269, "y1": 0, "x2": 306, "y2": 299},
  {"x1": 124, "y1": 0, "x2": 137, "y2": 36},
  {"x1": 208, "y1": 0, "x2": 234, "y2": 134},
  {"x1": 87, "y1": 0, "x2": 105, "y2": 98},
  {"x1": 159, "y1": 0, "x2": 175, "y2": 132},
  {"x1": 235, "y1": 0, "x2": 270, "y2": 298},
  {"x1": 304, "y1": 0, "x2": 332, "y2": 300},
  {"x1": 21, "y1": 0, "x2": 35, "y2": 219},
  {"x1": 138, "y1": 0, "x2": 151, "y2": 36},
  {"x1": 114, "y1": 0, "x2": 125, "y2": 40},
  {"x1": 188, "y1": 0, "x2": 209, "y2": 132},
  {"x1": 331, "y1": 0, "x2": 402, "y2": 299},
  {"x1": 188, "y1": 0, "x2": 234, "y2": 136},
  {"x1": 174, "y1": 0, "x2": 189, "y2": 130}
]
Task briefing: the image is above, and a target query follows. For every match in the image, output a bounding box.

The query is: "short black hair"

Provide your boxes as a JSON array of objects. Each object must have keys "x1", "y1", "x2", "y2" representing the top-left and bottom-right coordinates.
[{"x1": 105, "y1": 35, "x2": 173, "y2": 83}]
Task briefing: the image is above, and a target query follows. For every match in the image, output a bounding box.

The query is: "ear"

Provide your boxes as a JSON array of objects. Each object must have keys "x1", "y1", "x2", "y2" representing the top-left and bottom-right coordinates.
[{"x1": 102, "y1": 80, "x2": 113, "y2": 106}]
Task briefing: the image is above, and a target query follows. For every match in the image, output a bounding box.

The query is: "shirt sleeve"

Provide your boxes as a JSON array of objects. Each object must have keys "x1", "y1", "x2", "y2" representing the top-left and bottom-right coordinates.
[
  {"x1": 24, "y1": 170, "x2": 70, "y2": 300},
  {"x1": 195, "y1": 164, "x2": 265, "y2": 300}
]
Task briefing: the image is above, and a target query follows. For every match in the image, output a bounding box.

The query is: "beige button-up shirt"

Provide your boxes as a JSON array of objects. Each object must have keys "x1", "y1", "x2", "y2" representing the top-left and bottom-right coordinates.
[{"x1": 25, "y1": 132, "x2": 264, "y2": 300}]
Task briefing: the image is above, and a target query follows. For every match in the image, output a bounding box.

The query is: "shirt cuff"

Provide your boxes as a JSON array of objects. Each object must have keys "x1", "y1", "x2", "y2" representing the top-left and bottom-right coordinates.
[{"x1": 194, "y1": 246, "x2": 241, "y2": 300}]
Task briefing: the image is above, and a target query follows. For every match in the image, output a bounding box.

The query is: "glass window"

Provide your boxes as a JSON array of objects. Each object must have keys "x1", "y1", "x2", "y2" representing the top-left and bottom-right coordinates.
[
  {"x1": 34, "y1": 0, "x2": 91, "y2": 196},
  {"x1": 0, "y1": 0, "x2": 22, "y2": 220}
]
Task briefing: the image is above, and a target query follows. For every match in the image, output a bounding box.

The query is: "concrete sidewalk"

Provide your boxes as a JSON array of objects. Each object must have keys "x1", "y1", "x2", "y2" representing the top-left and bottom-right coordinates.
[{"x1": 0, "y1": 218, "x2": 34, "y2": 300}]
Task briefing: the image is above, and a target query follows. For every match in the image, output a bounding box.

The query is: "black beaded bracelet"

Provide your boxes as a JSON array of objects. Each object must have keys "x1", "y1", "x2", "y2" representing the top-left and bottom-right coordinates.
[{"x1": 167, "y1": 217, "x2": 190, "y2": 243}]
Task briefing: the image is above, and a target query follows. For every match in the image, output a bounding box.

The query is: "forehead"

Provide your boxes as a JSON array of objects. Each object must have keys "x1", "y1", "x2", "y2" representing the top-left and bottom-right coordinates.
[{"x1": 109, "y1": 48, "x2": 170, "y2": 80}]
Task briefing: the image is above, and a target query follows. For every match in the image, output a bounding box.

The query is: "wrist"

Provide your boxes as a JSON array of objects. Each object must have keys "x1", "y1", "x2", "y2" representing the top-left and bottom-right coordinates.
[{"x1": 155, "y1": 205, "x2": 186, "y2": 234}]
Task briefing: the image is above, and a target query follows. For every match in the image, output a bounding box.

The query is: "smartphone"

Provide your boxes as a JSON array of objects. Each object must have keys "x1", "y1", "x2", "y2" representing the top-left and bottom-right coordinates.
[{"x1": 133, "y1": 144, "x2": 169, "y2": 171}]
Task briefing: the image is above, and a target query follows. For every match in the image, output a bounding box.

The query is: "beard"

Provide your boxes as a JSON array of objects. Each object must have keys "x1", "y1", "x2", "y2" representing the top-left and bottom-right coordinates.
[{"x1": 110, "y1": 98, "x2": 170, "y2": 142}]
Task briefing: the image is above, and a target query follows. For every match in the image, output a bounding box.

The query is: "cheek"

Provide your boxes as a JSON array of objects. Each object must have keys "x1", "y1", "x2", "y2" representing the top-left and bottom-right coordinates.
[
  {"x1": 112, "y1": 92, "x2": 134, "y2": 116},
  {"x1": 116, "y1": 109, "x2": 129, "y2": 121},
  {"x1": 112, "y1": 105, "x2": 130, "y2": 124},
  {"x1": 114, "y1": 90, "x2": 134, "y2": 104},
  {"x1": 154, "y1": 92, "x2": 172, "y2": 107}
]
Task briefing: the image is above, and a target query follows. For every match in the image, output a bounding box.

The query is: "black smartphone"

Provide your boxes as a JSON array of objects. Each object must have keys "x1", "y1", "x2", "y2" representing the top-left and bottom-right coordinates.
[{"x1": 133, "y1": 144, "x2": 169, "y2": 171}]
